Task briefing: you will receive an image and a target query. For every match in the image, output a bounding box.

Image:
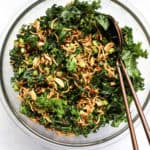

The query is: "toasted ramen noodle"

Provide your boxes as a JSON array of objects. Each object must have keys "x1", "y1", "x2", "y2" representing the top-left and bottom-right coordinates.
[{"x1": 10, "y1": 0, "x2": 147, "y2": 136}]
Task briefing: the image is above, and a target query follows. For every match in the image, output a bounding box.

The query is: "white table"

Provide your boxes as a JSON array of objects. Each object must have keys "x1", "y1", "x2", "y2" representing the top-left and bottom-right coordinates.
[{"x1": 0, "y1": 0, "x2": 150, "y2": 149}]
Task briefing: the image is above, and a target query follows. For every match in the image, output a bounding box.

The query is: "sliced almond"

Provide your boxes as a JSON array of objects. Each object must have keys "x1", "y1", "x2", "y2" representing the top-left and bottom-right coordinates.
[
  {"x1": 54, "y1": 78, "x2": 64, "y2": 88},
  {"x1": 37, "y1": 41, "x2": 44, "y2": 47},
  {"x1": 33, "y1": 57, "x2": 40, "y2": 68},
  {"x1": 90, "y1": 57, "x2": 95, "y2": 66},
  {"x1": 43, "y1": 53, "x2": 52, "y2": 62},
  {"x1": 29, "y1": 90, "x2": 37, "y2": 100},
  {"x1": 104, "y1": 42, "x2": 114, "y2": 52}
]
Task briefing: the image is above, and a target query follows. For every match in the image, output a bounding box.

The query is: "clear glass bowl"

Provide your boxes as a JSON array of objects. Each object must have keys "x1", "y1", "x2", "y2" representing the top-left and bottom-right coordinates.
[{"x1": 0, "y1": 0, "x2": 150, "y2": 148}]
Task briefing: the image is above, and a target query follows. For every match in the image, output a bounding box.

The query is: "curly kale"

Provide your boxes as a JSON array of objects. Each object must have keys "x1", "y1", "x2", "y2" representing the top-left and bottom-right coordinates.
[{"x1": 10, "y1": 0, "x2": 148, "y2": 136}]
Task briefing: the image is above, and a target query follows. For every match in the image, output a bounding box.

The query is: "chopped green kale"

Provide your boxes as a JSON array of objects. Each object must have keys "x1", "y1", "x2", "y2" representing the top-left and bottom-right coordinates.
[{"x1": 10, "y1": 0, "x2": 147, "y2": 136}]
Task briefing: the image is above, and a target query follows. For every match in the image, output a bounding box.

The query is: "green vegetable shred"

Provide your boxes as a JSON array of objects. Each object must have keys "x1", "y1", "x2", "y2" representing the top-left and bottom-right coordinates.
[{"x1": 10, "y1": 0, "x2": 147, "y2": 137}]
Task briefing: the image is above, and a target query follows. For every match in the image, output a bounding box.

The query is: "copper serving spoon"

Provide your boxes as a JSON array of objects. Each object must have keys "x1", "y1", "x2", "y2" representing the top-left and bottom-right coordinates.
[{"x1": 107, "y1": 15, "x2": 150, "y2": 150}]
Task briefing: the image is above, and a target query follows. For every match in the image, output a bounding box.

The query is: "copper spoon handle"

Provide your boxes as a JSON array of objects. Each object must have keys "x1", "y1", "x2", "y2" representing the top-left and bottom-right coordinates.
[
  {"x1": 116, "y1": 60, "x2": 139, "y2": 150},
  {"x1": 120, "y1": 59, "x2": 150, "y2": 143}
]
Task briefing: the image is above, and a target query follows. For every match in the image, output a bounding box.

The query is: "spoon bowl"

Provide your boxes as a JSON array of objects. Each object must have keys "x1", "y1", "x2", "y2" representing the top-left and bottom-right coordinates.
[{"x1": 106, "y1": 15, "x2": 123, "y2": 51}]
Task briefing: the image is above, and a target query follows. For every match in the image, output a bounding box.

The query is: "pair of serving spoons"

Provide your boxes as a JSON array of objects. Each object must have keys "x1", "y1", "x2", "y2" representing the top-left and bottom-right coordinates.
[{"x1": 107, "y1": 15, "x2": 150, "y2": 150}]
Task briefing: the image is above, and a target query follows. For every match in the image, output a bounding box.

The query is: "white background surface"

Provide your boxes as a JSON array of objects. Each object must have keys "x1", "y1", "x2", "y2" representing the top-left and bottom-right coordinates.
[{"x1": 0, "y1": 0, "x2": 149, "y2": 150}]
